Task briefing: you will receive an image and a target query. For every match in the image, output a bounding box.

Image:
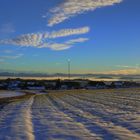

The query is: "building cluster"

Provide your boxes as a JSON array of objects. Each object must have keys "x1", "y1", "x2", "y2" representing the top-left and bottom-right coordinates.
[{"x1": 0, "y1": 78, "x2": 140, "y2": 90}]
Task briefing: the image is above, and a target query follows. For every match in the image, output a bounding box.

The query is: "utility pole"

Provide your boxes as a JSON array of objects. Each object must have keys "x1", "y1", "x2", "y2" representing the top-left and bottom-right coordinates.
[{"x1": 68, "y1": 59, "x2": 71, "y2": 80}]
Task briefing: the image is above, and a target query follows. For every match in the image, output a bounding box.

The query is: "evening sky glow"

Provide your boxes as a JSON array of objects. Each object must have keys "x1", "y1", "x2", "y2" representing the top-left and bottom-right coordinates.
[{"x1": 0, "y1": 0, "x2": 140, "y2": 74}]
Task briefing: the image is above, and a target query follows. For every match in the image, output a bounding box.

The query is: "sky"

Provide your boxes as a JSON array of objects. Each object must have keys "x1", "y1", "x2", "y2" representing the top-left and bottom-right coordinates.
[{"x1": 0, "y1": 0, "x2": 140, "y2": 75}]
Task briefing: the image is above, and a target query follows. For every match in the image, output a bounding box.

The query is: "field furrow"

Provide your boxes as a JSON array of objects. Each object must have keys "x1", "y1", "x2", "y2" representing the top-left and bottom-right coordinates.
[
  {"x1": 48, "y1": 94, "x2": 140, "y2": 140},
  {"x1": 32, "y1": 95, "x2": 99, "y2": 140}
]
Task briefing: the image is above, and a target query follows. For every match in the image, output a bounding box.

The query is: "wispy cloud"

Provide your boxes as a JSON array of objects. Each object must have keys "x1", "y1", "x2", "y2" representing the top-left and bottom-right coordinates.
[
  {"x1": 0, "y1": 27, "x2": 89, "y2": 50},
  {"x1": 116, "y1": 65, "x2": 132, "y2": 68},
  {"x1": 66, "y1": 38, "x2": 89, "y2": 44},
  {"x1": 41, "y1": 43, "x2": 71, "y2": 51},
  {"x1": 116, "y1": 65, "x2": 140, "y2": 69},
  {"x1": 46, "y1": 0, "x2": 123, "y2": 26},
  {"x1": 109, "y1": 69, "x2": 140, "y2": 75},
  {"x1": 1, "y1": 50, "x2": 13, "y2": 54},
  {"x1": 0, "y1": 23, "x2": 15, "y2": 34},
  {"x1": 38, "y1": 37, "x2": 89, "y2": 50},
  {"x1": 0, "y1": 54, "x2": 24, "y2": 60},
  {"x1": 98, "y1": 68, "x2": 140, "y2": 75},
  {"x1": 46, "y1": 27, "x2": 90, "y2": 38}
]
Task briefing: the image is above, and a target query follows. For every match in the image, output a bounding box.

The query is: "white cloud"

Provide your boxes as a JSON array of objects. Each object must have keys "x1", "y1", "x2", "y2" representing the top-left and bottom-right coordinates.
[
  {"x1": 38, "y1": 37, "x2": 89, "y2": 50},
  {"x1": 0, "y1": 27, "x2": 89, "y2": 50},
  {"x1": 48, "y1": 43, "x2": 71, "y2": 51},
  {"x1": 0, "y1": 33, "x2": 44, "y2": 47},
  {"x1": 66, "y1": 38, "x2": 89, "y2": 44},
  {"x1": 47, "y1": 0, "x2": 123, "y2": 26},
  {"x1": 45, "y1": 26, "x2": 90, "y2": 38}
]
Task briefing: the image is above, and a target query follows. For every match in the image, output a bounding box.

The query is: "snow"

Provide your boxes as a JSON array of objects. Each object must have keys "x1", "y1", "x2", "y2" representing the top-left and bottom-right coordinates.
[
  {"x1": 0, "y1": 90, "x2": 25, "y2": 98},
  {"x1": 0, "y1": 96, "x2": 35, "y2": 140},
  {"x1": 0, "y1": 88, "x2": 140, "y2": 139}
]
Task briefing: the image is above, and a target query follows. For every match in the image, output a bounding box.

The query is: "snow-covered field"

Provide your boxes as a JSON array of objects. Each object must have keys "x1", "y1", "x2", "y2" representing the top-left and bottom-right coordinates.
[{"x1": 0, "y1": 88, "x2": 140, "y2": 140}]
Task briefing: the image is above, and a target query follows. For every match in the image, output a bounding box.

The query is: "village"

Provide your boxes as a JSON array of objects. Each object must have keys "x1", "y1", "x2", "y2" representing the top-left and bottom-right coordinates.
[{"x1": 0, "y1": 78, "x2": 140, "y2": 90}]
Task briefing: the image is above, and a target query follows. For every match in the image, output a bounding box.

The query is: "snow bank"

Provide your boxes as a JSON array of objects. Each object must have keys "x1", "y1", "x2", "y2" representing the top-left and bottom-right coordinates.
[{"x1": 0, "y1": 90, "x2": 25, "y2": 98}]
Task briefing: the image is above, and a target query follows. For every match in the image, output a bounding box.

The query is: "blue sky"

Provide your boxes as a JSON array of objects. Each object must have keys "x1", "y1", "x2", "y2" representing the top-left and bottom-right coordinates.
[{"x1": 0, "y1": 0, "x2": 140, "y2": 74}]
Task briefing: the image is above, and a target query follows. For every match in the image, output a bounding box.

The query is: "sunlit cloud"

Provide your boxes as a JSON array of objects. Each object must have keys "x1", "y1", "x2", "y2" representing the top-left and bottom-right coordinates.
[
  {"x1": 38, "y1": 37, "x2": 89, "y2": 50},
  {"x1": 47, "y1": 0, "x2": 123, "y2": 26},
  {"x1": 98, "y1": 68, "x2": 140, "y2": 75},
  {"x1": 47, "y1": 27, "x2": 90, "y2": 38},
  {"x1": 45, "y1": 43, "x2": 71, "y2": 51},
  {"x1": 116, "y1": 65, "x2": 140, "y2": 69},
  {"x1": 116, "y1": 65, "x2": 132, "y2": 68},
  {"x1": 0, "y1": 27, "x2": 90, "y2": 50},
  {"x1": 90, "y1": 64, "x2": 140, "y2": 75}
]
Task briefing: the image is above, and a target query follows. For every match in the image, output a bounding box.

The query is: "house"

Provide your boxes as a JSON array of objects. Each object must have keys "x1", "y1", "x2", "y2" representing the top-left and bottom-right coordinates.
[
  {"x1": 86, "y1": 86, "x2": 97, "y2": 90},
  {"x1": 27, "y1": 86, "x2": 45, "y2": 90},
  {"x1": 74, "y1": 80, "x2": 89, "y2": 88},
  {"x1": 60, "y1": 85, "x2": 68, "y2": 90},
  {"x1": 86, "y1": 81, "x2": 106, "y2": 89},
  {"x1": 111, "y1": 81, "x2": 124, "y2": 88},
  {"x1": 123, "y1": 81, "x2": 140, "y2": 88},
  {"x1": 45, "y1": 81, "x2": 56, "y2": 86},
  {"x1": 27, "y1": 81, "x2": 36, "y2": 85},
  {"x1": 8, "y1": 80, "x2": 21, "y2": 90},
  {"x1": 61, "y1": 81, "x2": 81, "y2": 89}
]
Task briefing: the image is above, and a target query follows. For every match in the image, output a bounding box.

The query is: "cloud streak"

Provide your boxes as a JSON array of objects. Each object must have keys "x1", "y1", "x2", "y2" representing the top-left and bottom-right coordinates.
[
  {"x1": 116, "y1": 65, "x2": 140, "y2": 69},
  {"x1": 0, "y1": 54, "x2": 24, "y2": 60},
  {"x1": 106, "y1": 69, "x2": 140, "y2": 75},
  {"x1": 46, "y1": 27, "x2": 90, "y2": 38},
  {"x1": 66, "y1": 38, "x2": 89, "y2": 44},
  {"x1": 0, "y1": 23, "x2": 15, "y2": 34},
  {"x1": 38, "y1": 37, "x2": 89, "y2": 50},
  {"x1": 0, "y1": 27, "x2": 89, "y2": 50},
  {"x1": 47, "y1": 0, "x2": 123, "y2": 26}
]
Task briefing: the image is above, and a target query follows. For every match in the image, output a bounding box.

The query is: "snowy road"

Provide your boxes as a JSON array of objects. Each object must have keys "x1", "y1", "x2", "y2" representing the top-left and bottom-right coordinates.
[{"x1": 0, "y1": 88, "x2": 140, "y2": 140}]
